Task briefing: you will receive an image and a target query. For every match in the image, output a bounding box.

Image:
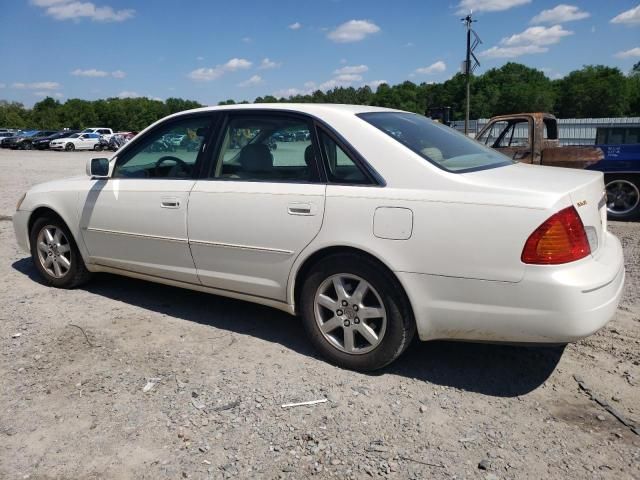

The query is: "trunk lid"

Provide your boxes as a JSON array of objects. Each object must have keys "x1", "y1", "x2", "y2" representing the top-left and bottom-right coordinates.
[{"x1": 466, "y1": 163, "x2": 607, "y2": 254}]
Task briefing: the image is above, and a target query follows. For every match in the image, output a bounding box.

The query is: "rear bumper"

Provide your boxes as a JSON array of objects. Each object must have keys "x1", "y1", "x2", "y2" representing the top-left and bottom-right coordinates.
[{"x1": 398, "y1": 231, "x2": 625, "y2": 343}]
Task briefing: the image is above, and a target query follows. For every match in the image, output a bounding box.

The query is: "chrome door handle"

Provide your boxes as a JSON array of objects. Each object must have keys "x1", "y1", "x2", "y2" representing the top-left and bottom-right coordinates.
[
  {"x1": 288, "y1": 203, "x2": 314, "y2": 215},
  {"x1": 161, "y1": 197, "x2": 180, "y2": 209}
]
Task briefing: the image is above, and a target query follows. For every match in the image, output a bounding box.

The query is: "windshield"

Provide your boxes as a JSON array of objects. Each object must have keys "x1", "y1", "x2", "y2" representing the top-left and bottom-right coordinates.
[
  {"x1": 68, "y1": 133, "x2": 80, "y2": 138},
  {"x1": 358, "y1": 112, "x2": 513, "y2": 173}
]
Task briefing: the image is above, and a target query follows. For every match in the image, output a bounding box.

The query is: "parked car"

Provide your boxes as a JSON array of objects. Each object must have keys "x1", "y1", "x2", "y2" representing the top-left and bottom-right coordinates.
[
  {"x1": 81, "y1": 128, "x2": 114, "y2": 141},
  {"x1": 273, "y1": 131, "x2": 295, "y2": 142},
  {"x1": 50, "y1": 132, "x2": 102, "y2": 151},
  {"x1": 33, "y1": 130, "x2": 80, "y2": 150},
  {"x1": 10, "y1": 130, "x2": 59, "y2": 150},
  {"x1": 13, "y1": 104, "x2": 624, "y2": 371},
  {"x1": 476, "y1": 113, "x2": 640, "y2": 220},
  {"x1": 0, "y1": 131, "x2": 18, "y2": 146},
  {"x1": 294, "y1": 130, "x2": 310, "y2": 141},
  {"x1": 3, "y1": 130, "x2": 44, "y2": 149}
]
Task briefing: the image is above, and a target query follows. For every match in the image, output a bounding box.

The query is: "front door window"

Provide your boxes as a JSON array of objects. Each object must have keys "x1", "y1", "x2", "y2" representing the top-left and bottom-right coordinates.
[{"x1": 112, "y1": 117, "x2": 210, "y2": 179}]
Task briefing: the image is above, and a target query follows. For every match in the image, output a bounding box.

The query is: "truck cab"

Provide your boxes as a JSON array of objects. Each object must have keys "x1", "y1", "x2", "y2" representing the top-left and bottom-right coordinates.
[{"x1": 476, "y1": 113, "x2": 639, "y2": 220}]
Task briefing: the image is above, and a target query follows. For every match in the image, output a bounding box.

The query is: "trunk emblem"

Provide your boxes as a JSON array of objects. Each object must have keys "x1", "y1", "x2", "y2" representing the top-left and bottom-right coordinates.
[{"x1": 577, "y1": 200, "x2": 587, "y2": 207}]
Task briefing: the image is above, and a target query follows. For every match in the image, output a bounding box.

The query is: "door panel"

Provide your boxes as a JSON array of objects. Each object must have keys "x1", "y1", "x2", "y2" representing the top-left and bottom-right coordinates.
[
  {"x1": 80, "y1": 179, "x2": 198, "y2": 282},
  {"x1": 188, "y1": 181, "x2": 326, "y2": 300}
]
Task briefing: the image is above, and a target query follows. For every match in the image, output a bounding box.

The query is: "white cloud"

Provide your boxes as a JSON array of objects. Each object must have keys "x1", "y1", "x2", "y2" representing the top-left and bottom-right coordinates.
[
  {"x1": 0, "y1": 83, "x2": 6, "y2": 88},
  {"x1": 71, "y1": 68, "x2": 126, "y2": 78},
  {"x1": 13, "y1": 81, "x2": 61, "y2": 90},
  {"x1": 196, "y1": 56, "x2": 205, "y2": 61},
  {"x1": 615, "y1": 47, "x2": 640, "y2": 59},
  {"x1": 334, "y1": 64, "x2": 369, "y2": 75},
  {"x1": 611, "y1": 5, "x2": 640, "y2": 26},
  {"x1": 258, "y1": 58, "x2": 282, "y2": 70},
  {"x1": 482, "y1": 24, "x2": 572, "y2": 57},
  {"x1": 456, "y1": 0, "x2": 530, "y2": 14},
  {"x1": 241, "y1": 36, "x2": 252, "y2": 43},
  {"x1": 223, "y1": 58, "x2": 252, "y2": 71},
  {"x1": 31, "y1": 0, "x2": 135, "y2": 22},
  {"x1": 415, "y1": 61, "x2": 446, "y2": 75},
  {"x1": 188, "y1": 58, "x2": 252, "y2": 81},
  {"x1": 274, "y1": 70, "x2": 383, "y2": 98},
  {"x1": 481, "y1": 44, "x2": 548, "y2": 58},
  {"x1": 188, "y1": 67, "x2": 224, "y2": 81},
  {"x1": 288, "y1": 22, "x2": 302, "y2": 30},
  {"x1": 238, "y1": 75, "x2": 263, "y2": 87},
  {"x1": 367, "y1": 80, "x2": 387, "y2": 89},
  {"x1": 34, "y1": 91, "x2": 63, "y2": 98},
  {"x1": 71, "y1": 68, "x2": 108, "y2": 77},
  {"x1": 334, "y1": 74, "x2": 363, "y2": 82},
  {"x1": 274, "y1": 87, "x2": 306, "y2": 98},
  {"x1": 501, "y1": 24, "x2": 573, "y2": 46},
  {"x1": 531, "y1": 4, "x2": 590, "y2": 24},
  {"x1": 117, "y1": 91, "x2": 140, "y2": 98},
  {"x1": 327, "y1": 20, "x2": 380, "y2": 43}
]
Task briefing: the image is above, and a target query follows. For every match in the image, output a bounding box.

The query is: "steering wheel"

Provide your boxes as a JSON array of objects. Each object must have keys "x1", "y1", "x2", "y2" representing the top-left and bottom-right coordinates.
[{"x1": 155, "y1": 156, "x2": 187, "y2": 177}]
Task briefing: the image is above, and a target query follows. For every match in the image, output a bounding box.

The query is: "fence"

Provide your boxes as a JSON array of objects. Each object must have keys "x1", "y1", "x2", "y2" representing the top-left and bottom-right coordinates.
[{"x1": 451, "y1": 117, "x2": 640, "y2": 145}]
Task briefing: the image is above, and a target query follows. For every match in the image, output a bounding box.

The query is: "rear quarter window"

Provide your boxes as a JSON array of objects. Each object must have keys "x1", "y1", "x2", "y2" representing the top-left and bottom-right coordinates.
[{"x1": 358, "y1": 112, "x2": 513, "y2": 173}]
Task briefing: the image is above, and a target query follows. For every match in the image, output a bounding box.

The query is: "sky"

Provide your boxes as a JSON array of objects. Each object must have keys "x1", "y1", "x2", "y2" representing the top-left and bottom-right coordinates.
[{"x1": 0, "y1": 0, "x2": 639, "y2": 106}]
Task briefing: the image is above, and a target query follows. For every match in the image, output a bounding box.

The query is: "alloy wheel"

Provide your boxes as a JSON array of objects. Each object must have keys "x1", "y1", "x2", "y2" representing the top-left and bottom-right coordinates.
[
  {"x1": 314, "y1": 274, "x2": 387, "y2": 355},
  {"x1": 606, "y1": 179, "x2": 640, "y2": 216},
  {"x1": 36, "y1": 225, "x2": 72, "y2": 278}
]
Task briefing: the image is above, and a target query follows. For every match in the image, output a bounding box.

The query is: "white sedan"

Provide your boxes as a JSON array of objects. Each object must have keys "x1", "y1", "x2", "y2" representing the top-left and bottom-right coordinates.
[
  {"x1": 12, "y1": 104, "x2": 625, "y2": 370},
  {"x1": 50, "y1": 132, "x2": 102, "y2": 151}
]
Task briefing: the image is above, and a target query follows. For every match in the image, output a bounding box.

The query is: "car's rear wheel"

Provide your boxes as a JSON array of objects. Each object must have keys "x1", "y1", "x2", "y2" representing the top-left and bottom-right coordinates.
[
  {"x1": 65, "y1": 143, "x2": 75, "y2": 152},
  {"x1": 300, "y1": 253, "x2": 415, "y2": 371},
  {"x1": 94, "y1": 144, "x2": 103, "y2": 151},
  {"x1": 24, "y1": 142, "x2": 33, "y2": 150},
  {"x1": 605, "y1": 175, "x2": 640, "y2": 220},
  {"x1": 29, "y1": 215, "x2": 91, "y2": 288}
]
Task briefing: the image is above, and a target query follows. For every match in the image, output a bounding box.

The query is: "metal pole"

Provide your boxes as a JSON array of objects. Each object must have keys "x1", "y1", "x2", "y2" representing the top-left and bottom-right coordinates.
[{"x1": 464, "y1": 16, "x2": 471, "y2": 136}]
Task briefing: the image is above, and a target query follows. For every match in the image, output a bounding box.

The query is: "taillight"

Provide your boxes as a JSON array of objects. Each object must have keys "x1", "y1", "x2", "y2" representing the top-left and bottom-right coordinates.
[{"x1": 521, "y1": 206, "x2": 591, "y2": 264}]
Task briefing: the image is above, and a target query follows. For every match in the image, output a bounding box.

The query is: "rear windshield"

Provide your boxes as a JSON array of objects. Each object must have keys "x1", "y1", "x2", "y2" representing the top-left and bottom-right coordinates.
[{"x1": 358, "y1": 112, "x2": 513, "y2": 173}]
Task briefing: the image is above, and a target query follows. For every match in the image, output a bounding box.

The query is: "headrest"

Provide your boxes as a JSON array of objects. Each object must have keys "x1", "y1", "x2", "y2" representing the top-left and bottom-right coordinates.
[
  {"x1": 304, "y1": 144, "x2": 315, "y2": 167},
  {"x1": 239, "y1": 144, "x2": 273, "y2": 172}
]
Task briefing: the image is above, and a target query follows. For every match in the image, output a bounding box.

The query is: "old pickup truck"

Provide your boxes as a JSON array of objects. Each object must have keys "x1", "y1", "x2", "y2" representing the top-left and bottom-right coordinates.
[{"x1": 476, "y1": 113, "x2": 640, "y2": 220}]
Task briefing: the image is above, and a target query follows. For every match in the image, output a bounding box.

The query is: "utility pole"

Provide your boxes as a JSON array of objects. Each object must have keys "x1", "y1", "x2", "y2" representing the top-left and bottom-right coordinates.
[{"x1": 461, "y1": 13, "x2": 481, "y2": 135}]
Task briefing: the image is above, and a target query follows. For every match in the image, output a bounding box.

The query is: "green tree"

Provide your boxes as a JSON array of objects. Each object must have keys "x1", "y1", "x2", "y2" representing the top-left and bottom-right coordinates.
[
  {"x1": 31, "y1": 97, "x2": 62, "y2": 129},
  {"x1": 555, "y1": 65, "x2": 629, "y2": 117}
]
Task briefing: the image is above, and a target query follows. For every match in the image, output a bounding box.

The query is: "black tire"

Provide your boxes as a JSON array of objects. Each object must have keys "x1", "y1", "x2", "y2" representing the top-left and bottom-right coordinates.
[
  {"x1": 65, "y1": 143, "x2": 75, "y2": 151},
  {"x1": 24, "y1": 142, "x2": 33, "y2": 150},
  {"x1": 605, "y1": 174, "x2": 640, "y2": 221},
  {"x1": 300, "y1": 253, "x2": 415, "y2": 371},
  {"x1": 29, "y1": 215, "x2": 91, "y2": 288},
  {"x1": 94, "y1": 144, "x2": 103, "y2": 151}
]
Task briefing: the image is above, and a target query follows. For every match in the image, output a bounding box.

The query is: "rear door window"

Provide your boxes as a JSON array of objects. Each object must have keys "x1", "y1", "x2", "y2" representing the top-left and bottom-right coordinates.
[{"x1": 211, "y1": 114, "x2": 320, "y2": 183}]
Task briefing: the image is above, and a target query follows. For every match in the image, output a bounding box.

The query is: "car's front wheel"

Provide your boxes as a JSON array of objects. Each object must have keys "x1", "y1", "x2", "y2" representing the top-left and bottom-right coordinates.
[
  {"x1": 300, "y1": 253, "x2": 415, "y2": 371},
  {"x1": 29, "y1": 215, "x2": 91, "y2": 288}
]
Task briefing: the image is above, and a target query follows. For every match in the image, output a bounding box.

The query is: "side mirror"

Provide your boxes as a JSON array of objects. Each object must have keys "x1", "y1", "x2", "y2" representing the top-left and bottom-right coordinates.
[{"x1": 87, "y1": 157, "x2": 110, "y2": 178}]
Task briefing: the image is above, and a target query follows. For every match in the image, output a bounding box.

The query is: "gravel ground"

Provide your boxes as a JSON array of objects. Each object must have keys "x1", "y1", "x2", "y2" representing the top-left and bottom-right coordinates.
[{"x1": 1, "y1": 149, "x2": 639, "y2": 479}]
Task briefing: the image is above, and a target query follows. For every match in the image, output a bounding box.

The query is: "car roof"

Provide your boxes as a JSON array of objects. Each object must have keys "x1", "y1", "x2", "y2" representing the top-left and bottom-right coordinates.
[{"x1": 174, "y1": 103, "x2": 402, "y2": 118}]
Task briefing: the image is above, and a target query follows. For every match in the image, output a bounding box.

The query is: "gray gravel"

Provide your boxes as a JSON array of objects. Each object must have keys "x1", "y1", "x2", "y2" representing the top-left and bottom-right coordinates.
[{"x1": 1, "y1": 148, "x2": 639, "y2": 479}]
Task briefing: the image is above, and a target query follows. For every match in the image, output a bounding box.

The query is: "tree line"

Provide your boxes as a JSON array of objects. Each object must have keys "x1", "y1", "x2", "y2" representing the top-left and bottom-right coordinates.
[{"x1": 1, "y1": 62, "x2": 639, "y2": 131}]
